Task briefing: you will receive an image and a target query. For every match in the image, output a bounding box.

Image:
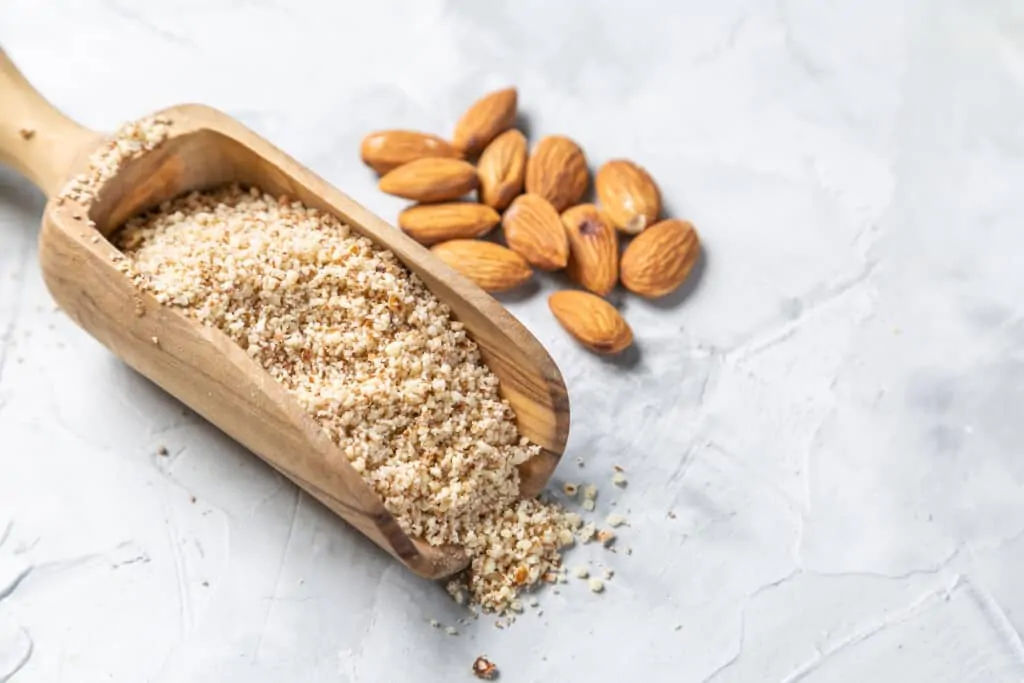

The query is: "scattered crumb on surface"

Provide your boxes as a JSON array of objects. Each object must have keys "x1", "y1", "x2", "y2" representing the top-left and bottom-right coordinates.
[
  {"x1": 579, "y1": 523, "x2": 596, "y2": 543},
  {"x1": 588, "y1": 578, "x2": 605, "y2": 593},
  {"x1": 606, "y1": 513, "x2": 626, "y2": 527},
  {"x1": 583, "y1": 484, "x2": 598, "y2": 501},
  {"x1": 445, "y1": 626, "x2": 459, "y2": 636},
  {"x1": 151, "y1": 336, "x2": 159, "y2": 345},
  {"x1": 576, "y1": 457, "x2": 584, "y2": 467},
  {"x1": 612, "y1": 472, "x2": 627, "y2": 487},
  {"x1": 156, "y1": 446, "x2": 169, "y2": 456},
  {"x1": 597, "y1": 529, "x2": 616, "y2": 547},
  {"x1": 582, "y1": 499, "x2": 596, "y2": 512},
  {"x1": 472, "y1": 656, "x2": 498, "y2": 680},
  {"x1": 603, "y1": 568, "x2": 614, "y2": 579},
  {"x1": 575, "y1": 566, "x2": 589, "y2": 579}
]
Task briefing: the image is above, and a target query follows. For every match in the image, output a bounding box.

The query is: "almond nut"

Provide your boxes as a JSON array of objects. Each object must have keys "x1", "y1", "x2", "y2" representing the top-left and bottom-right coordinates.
[
  {"x1": 620, "y1": 219, "x2": 700, "y2": 298},
  {"x1": 360, "y1": 130, "x2": 462, "y2": 175},
  {"x1": 525, "y1": 136, "x2": 589, "y2": 212},
  {"x1": 452, "y1": 87, "x2": 518, "y2": 157},
  {"x1": 548, "y1": 290, "x2": 633, "y2": 355},
  {"x1": 398, "y1": 203, "x2": 500, "y2": 245},
  {"x1": 379, "y1": 158, "x2": 478, "y2": 202},
  {"x1": 561, "y1": 204, "x2": 618, "y2": 296},
  {"x1": 431, "y1": 239, "x2": 533, "y2": 292},
  {"x1": 595, "y1": 159, "x2": 661, "y2": 234},
  {"x1": 477, "y1": 129, "x2": 527, "y2": 211},
  {"x1": 502, "y1": 194, "x2": 569, "y2": 271}
]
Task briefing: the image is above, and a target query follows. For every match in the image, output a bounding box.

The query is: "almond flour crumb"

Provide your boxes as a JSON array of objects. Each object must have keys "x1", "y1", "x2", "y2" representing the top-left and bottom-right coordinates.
[
  {"x1": 574, "y1": 566, "x2": 589, "y2": 579},
  {"x1": 581, "y1": 499, "x2": 596, "y2": 512},
  {"x1": 606, "y1": 513, "x2": 626, "y2": 527},
  {"x1": 597, "y1": 529, "x2": 616, "y2": 547},
  {"x1": 429, "y1": 619, "x2": 440, "y2": 628},
  {"x1": 583, "y1": 484, "x2": 598, "y2": 501},
  {"x1": 588, "y1": 578, "x2": 605, "y2": 593},
  {"x1": 445, "y1": 626, "x2": 459, "y2": 636},
  {"x1": 115, "y1": 184, "x2": 574, "y2": 615},
  {"x1": 603, "y1": 568, "x2": 614, "y2": 579},
  {"x1": 472, "y1": 656, "x2": 498, "y2": 680},
  {"x1": 59, "y1": 116, "x2": 171, "y2": 211},
  {"x1": 612, "y1": 472, "x2": 627, "y2": 487},
  {"x1": 578, "y1": 523, "x2": 597, "y2": 543}
]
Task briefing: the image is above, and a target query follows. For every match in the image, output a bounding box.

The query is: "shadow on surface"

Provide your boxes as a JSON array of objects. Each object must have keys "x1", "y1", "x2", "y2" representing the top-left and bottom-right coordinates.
[{"x1": 0, "y1": 166, "x2": 46, "y2": 228}]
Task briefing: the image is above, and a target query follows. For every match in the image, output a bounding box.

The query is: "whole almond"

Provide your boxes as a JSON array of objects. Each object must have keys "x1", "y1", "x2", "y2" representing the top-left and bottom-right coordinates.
[
  {"x1": 477, "y1": 129, "x2": 527, "y2": 211},
  {"x1": 525, "y1": 136, "x2": 589, "y2": 212},
  {"x1": 398, "y1": 203, "x2": 500, "y2": 245},
  {"x1": 620, "y1": 219, "x2": 701, "y2": 298},
  {"x1": 452, "y1": 87, "x2": 518, "y2": 157},
  {"x1": 596, "y1": 159, "x2": 661, "y2": 234},
  {"x1": 379, "y1": 158, "x2": 478, "y2": 202},
  {"x1": 431, "y1": 239, "x2": 533, "y2": 292},
  {"x1": 502, "y1": 194, "x2": 568, "y2": 271},
  {"x1": 548, "y1": 290, "x2": 633, "y2": 355},
  {"x1": 360, "y1": 130, "x2": 462, "y2": 175},
  {"x1": 561, "y1": 204, "x2": 618, "y2": 296}
]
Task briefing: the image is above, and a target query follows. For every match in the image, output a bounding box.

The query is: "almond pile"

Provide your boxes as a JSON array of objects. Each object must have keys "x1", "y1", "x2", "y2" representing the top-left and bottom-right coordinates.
[{"x1": 360, "y1": 88, "x2": 702, "y2": 355}]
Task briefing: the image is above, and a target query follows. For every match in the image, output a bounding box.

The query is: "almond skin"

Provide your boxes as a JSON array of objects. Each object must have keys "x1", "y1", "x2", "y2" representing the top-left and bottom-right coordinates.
[
  {"x1": 431, "y1": 239, "x2": 533, "y2": 292},
  {"x1": 379, "y1": 158, "x2": 479, "y2": 202},
  {"x1": 549, "y1": 291, "x2": 633, "y2": 355},
  {"x1": 503, "y1": 194, "x2": 569, "y2": 271},
  {"x1": 525, "y1": 136, "x2": 589, "y2": 212},
  {"x1": 561, "y1": 204, "x2": 618, "y2": 296},
  {"x1": 360, "y1": 130, "x2": 462, "y2": 175},
  {"x1": 452, "y1": 87, "x2": 518, "y2": 157},
  {"x1": 398, "y1": 203, "x2": 500, "y2": 245},
  {"x1": 477, "y1": 129, "x2": 527, "y2": 211},
  {"x1": 595, "y1": 159, "x2": 661, "y2": 234},
  {"x1": 620, "y1": 219, "x2": 701, "y2": 298}
]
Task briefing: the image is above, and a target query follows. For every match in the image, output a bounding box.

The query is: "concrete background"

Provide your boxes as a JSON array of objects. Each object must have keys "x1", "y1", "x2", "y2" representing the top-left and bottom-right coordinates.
[{"x1": 2, "y1": 0, "x2": 1024, "y2": 680}]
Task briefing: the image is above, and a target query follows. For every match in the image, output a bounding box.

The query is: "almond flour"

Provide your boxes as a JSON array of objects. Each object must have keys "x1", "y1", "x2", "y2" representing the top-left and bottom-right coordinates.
[
  {"x1": 112, "y1": 183, "x2": 572, "y2": 613},
  {"x1": 59, "y1": 115, "x2": 171, "y2": 209}
]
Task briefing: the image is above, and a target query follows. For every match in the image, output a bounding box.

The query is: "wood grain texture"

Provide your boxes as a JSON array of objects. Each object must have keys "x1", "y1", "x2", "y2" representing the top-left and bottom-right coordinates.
[{"x1": 0, "y1": 50, "x2": 570, "y2": 579}]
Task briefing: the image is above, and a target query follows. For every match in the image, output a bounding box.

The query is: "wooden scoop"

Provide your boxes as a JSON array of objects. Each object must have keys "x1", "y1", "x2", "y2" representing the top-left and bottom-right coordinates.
[{"x1": 0, "y1": 49, "x2": 570, "y2": 579}]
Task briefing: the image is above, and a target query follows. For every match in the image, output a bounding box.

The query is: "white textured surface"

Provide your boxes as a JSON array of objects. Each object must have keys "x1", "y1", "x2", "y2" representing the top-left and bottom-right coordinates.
[{"x1": 2, "y1": 0, "x2": 1024, "y2": 680}]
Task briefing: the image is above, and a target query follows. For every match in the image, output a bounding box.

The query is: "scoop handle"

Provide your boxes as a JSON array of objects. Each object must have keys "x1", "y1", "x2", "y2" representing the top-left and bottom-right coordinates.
[{"x1": 0, "y1": 48, "x2": 98, "y2": 198}]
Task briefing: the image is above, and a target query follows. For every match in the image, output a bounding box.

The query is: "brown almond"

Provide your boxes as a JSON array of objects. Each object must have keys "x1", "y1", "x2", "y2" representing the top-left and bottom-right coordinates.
[
  {"x1": 525, "y1": 136, "x2": 589, "y2": 212},
  {"x1": 561, "y1": 204, "x2": 618, "y2": 296},
  {"x1": 548, "y1": 291, "x2": 633, "y2": 355},
  {"x1": 452, "y1": 87, "x2": 518, "y2": 157},
  {"x1": 379, "y1": 158, "x2": 478, "y2": 202},
  {"x1": 477, "y1": 129, "x2": 527, "y2": 211},
  {"x1": 595, "y1": 159, "x2": 661, "y2": 234},
  {"x1": 431, "y1": 239, "x2": 533, "y2": 292},
  {"x1": 398, "y1": 203, "x2": 500, "y2": 245},
  {"x1": 620, "y1": 219, "x2": 701, "y2": 298},
  {"x1": 360, "y1": 130, "x2": 462, "y2": 175},
  {"x1": 502, "y1": 194, "x2": 569, "y2": 271}
]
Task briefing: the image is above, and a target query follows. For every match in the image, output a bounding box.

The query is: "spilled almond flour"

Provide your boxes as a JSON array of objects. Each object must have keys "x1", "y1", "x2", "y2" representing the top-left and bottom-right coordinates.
[{"x1": 107, "y1": 183, "x2": 573, "y2": 613}]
